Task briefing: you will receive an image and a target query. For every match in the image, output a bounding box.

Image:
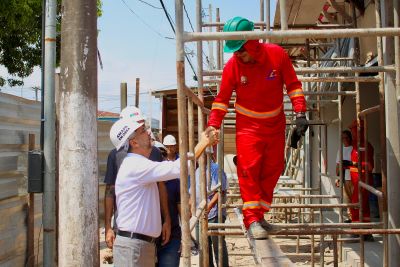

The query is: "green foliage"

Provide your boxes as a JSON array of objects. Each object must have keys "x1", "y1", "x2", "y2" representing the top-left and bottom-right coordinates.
[
  {"x1": 0, "y1": 0, "x2": 102, "y2": 88},
  {"x1": 0, "y1": 0, "x2": 42, "y2": 87}
]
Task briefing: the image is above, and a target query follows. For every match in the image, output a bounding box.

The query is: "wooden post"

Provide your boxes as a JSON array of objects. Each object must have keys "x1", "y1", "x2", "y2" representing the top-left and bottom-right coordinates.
[
  {"x1": 120, "y1": 82, "x2": 127, "y2": 111},
  {"x1": 27, "y1": 134, "x2": 35, "y2": 267},
  {"x1": 135, "y1": 78, "x2": 140, "y2": 107}
]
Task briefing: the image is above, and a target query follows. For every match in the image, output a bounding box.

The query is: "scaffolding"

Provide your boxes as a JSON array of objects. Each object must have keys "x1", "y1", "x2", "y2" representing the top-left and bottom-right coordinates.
[{"x1": 174, "y1": 0, "x2": 400, "y2": 266}]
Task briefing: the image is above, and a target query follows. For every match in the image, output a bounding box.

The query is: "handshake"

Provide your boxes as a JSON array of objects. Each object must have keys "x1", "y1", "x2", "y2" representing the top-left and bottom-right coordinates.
[
  {"x1": 193, "y1": 126, "x2": 220, "y2": 159},
  {"x1": 202, "y1": 126, "x2": 220, "y2": 146}
]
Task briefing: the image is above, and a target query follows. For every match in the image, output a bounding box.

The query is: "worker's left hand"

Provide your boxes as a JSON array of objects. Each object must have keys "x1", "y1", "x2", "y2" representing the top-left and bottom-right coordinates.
[
  {"x1": 295, "y1": 114, "x2": 309, "y2": 136},
  {"x1": 161, "y1": 219, "x2": 171, "y2": 245},
  {"x1": 290, "y1": 114, "x2": 309, "y2": 149}
]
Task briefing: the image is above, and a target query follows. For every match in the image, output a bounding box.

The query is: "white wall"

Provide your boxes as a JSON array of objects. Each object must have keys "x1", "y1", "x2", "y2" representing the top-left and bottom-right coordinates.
[{"x1": 316, "y1": 82, "x2": 381, "y2": 203}]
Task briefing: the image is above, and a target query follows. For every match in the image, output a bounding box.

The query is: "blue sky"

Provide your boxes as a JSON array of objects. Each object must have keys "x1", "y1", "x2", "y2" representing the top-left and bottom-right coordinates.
[{"x1": 1, "y1": 0, "x2": 276, "y2": 120}]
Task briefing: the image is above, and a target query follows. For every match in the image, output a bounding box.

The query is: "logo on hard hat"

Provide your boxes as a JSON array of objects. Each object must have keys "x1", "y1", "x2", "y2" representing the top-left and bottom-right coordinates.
[
  {"x1": 266, "y1": 69, "x2": 277, "y2": 80},
  {"x1": 117, "y1": 126, "x2": 130, "y2": 140},
  {"x1": 130, "y1": 112, "x2": 139, "y2": 117}
]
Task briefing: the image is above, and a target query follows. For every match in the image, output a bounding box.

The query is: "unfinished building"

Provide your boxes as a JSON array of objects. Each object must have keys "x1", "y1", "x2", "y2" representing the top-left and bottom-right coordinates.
[{"x1": 167, "y1": 0, "x2": 400, "y2": 266}]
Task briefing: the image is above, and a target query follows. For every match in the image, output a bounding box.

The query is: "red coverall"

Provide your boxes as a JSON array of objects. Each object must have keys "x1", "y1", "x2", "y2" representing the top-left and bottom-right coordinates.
[
  {"x1": 349, "y1": 142, "x2": 374, "y2": 222},
  {"x1": 208, "y1": 40, "x2": 306, "y2": 228}
]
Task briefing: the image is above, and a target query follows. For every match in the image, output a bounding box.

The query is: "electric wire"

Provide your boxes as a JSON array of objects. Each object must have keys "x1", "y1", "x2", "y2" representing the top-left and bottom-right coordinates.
[
  {"x1": 136, "y1": 0, "x2": 162, "y2": 9},
  {"x1": 120, "y1": 0, "x2": 166, "y2": 39},
  {"x1": 158, "y1": 0, "x2": 198, "y2": 80}
]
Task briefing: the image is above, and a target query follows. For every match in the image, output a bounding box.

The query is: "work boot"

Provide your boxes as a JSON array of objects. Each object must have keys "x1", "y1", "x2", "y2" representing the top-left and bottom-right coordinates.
[
  {"x1": 248, "y1": 221, "x2": 268, "y2": 239},
  {"x1": 363, "y1": 234, "x2": 374, "y2": 242},
  {"x1": 261, "y1": 219, "x2": 282, "y2": 234}
]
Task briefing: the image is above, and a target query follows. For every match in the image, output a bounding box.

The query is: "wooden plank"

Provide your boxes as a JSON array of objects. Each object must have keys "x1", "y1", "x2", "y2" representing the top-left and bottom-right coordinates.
[
  {"x1": 253, "y1": 238, "x2": 295, "y2": 266},
  {"x1": 0, "y1": 179, "x2": 18, "y2": 200}
]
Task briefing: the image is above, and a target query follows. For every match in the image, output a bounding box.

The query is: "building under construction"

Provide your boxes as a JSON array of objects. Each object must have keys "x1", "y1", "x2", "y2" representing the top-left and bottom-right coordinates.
[{"x1": 0, "y1": 0, "x2": 399, "y2": 266}]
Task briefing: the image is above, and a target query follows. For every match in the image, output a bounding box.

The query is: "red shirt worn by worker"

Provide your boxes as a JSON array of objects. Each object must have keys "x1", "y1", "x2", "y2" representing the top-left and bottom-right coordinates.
[
  {"x1": 349, "y1": 142, "x2": 374, "y2": 222},
  {"x1": 208, "y1": 40, "x2": 306, "y2": 228}
]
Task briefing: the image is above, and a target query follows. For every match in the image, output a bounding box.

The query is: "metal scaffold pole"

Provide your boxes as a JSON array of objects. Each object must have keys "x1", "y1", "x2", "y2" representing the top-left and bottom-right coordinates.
[
  {"x1": 58, "y1": 0, "x2": 99, "y2": 265},
  {"x1": 175, "y1": 0, "x2": 191, "y2": 265},
  {"x1": 215, "y1": 8, "x2": 225, "y2": 267},
  {"x1": 43, "y1": 0, "x2": 57, "y2": 265},
  {"x1": 195, "y1": 0, "x2": 209, "y2": 266}
]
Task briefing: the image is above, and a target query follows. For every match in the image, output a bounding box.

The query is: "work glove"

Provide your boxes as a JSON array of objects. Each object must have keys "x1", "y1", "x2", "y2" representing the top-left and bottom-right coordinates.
[
  {"x1": 295, "y1": 114, "x2": 309, "y2": 136},
  {"x1": 290, "y1": 113, "x2": 309, "y2": 149},
  {"x1": 342, "y1": 160, "x2": 354, "y2": 168}
]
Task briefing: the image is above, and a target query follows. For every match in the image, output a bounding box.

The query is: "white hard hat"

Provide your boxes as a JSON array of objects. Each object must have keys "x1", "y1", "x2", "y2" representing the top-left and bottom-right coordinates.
[
  {"x1": 163, "y1": 134, "x2": 177, "y2": 146},
  {"x1": 120, "y1": 106, "x2": 144, "y2": 122},
  {"x1": 110, "y1": 118, "x2": 144, "y2": 150},
  {"x1": 154, "y1": 141, "x2": 166, "y2": 150}
]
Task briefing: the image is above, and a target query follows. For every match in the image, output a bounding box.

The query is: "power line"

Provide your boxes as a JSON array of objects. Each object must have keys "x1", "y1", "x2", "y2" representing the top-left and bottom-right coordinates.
[
  {"x1": 183, "y1": 2, "x2": 195, "y2": 32},
  {"x1": 120, "y1": 0, "x2": 166, "y2": 39},
  {"x1": 182, "y1": 4, "x2": 210, "y2": 67},
  {"x1": 158, "y1": 0, "x2": 197, "y2": 80},
  {"x1": 136, "y1": 0, "x2": 162, "y2": 9}
]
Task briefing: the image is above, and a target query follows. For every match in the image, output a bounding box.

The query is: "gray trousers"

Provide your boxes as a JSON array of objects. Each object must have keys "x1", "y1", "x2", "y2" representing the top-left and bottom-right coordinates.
[{"x1": 113, "y1": 235, "x2": 156, "y2": 267}]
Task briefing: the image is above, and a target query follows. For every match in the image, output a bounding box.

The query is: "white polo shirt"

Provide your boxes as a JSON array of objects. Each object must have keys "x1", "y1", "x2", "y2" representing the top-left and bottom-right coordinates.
[
  {"x1": 115, "y1": 152, "x2": 180, "y2": 238},
  {"x1": 336, "y1": 145, "x2": 353, "y2": 181}
]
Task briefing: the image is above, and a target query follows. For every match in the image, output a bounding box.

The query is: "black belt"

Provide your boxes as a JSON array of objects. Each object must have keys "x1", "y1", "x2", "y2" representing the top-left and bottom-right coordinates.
[{"x1": 117, "y1": 230, "x2": 156, "y2": 244}]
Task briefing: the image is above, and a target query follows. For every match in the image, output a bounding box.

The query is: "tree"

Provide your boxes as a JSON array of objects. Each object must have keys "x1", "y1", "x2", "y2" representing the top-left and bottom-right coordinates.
[
  {"x1": 0, "y1": 0, "x2": 102, "y2": 88},
  {"x1": 0, "y1": 0, "x2": 42, "y2": 87}
]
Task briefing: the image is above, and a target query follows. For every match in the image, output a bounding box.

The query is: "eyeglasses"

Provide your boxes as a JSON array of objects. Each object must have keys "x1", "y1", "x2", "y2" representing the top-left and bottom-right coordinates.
[{"x1": 129, "y1": 125, "x2": 149, "y2": 140}]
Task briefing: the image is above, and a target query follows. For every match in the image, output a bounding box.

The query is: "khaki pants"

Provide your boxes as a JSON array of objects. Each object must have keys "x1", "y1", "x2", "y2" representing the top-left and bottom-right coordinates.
[{"x1": 113, "y1": 235, "x2": 156, "y2": 267}]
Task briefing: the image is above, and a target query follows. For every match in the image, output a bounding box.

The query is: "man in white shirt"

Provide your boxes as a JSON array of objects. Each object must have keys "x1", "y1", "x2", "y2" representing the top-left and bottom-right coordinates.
[
  {"x1": 335, "y1": 130, "x2": 353, "y2": 222},
  {"x1": 109, "y1": 118, "x2": 217, "y2": 267}
]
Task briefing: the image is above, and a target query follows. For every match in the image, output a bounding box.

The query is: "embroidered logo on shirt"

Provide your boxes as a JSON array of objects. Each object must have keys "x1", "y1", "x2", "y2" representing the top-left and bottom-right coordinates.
[
  {"x1": 240, "y1": 76, "x2": 248, "y2": 85},
  {"x1": 266, "y1": 69, "x2": 277, "y2": 80}
]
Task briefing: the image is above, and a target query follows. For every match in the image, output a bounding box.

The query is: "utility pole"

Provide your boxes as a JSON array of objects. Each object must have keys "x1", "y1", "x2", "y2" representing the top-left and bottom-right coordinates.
[
  {"x1": 135, "y1": 78, "x2": 140, "y2": 107},
  {"x1": 59, "y1": 0, "x2": 99, "y2": 266},
  {"x1": 43, "y1": 0, "x2": 57, "y2": 265},
  {"x1": 120, "y1": 82, "x2": 127, "y2": 110}
]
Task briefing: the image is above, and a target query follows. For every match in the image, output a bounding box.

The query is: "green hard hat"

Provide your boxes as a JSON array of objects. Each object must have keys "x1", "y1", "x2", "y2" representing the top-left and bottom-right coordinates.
[{"x1": 223, "y1": 17, "x2": 254, "y2": 53}]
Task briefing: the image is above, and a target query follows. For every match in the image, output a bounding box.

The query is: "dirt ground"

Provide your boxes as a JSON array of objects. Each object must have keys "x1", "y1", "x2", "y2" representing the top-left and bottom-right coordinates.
[{"x1": 99, "y1": 211, "x2": 257, "y2": 266}]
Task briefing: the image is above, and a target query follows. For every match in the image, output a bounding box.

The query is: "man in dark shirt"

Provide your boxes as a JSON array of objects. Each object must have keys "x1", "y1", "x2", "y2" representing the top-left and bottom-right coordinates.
[
  {"x1": 156, "y1": 135, "x2": 181, "y2": 267},
  {"x1": 157, "y1": 178, "x2": 181, "y2": 267}
]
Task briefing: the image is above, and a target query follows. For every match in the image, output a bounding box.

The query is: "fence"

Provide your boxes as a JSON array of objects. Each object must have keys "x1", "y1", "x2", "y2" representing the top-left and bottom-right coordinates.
[{"x1": 0, "y1": 92, "x2": 113, "y2": 265}]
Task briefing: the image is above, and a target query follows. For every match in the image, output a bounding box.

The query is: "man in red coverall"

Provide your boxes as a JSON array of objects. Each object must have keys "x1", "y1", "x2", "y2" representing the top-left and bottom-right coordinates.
[
  {"x1": 347, "y1": 120, "x2": 374, "y2": 241},
  {"x1": 206, "y1": 17, "x2": 308, "y2": 239}
]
